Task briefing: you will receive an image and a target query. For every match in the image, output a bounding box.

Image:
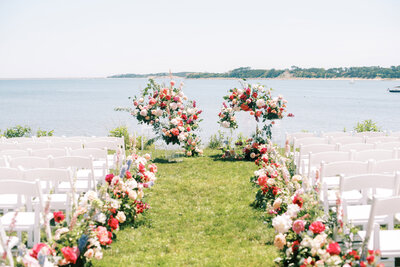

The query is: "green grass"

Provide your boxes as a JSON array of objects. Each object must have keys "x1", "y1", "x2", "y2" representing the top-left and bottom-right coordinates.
[{"x1": 94, "y1": 149, "x2": 277, "y2": 266}]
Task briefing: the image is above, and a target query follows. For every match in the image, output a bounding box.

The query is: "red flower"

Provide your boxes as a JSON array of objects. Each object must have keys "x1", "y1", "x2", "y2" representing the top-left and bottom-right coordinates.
[
  {"x1": 30, "y1": 243, "x2": 52, "y2": 259},
  {"x1": 53, "y1": 211, "x2": 65, "y2": 223},
  {"x1": 105, "y1": 173, "x2": 114, "y2": 184},
  {"x1": 245, "y1": 88, "x2": 251, "y2": 95},
  {"x1": 108, "y1": 216, "x2": 119, "y2": 231},
  {"x1": 193, "y1": 114, "x2": 198, "y2": 120},
  {"x1": 149, "y1": 98, "x2": 156, "y2": 105},
  {"x1": 309, "y1": 221, "x2": 326, "y2": 234},
  {"x1": 257, "y1": 176, "x2": 268, "y2": 187},
  {"x1": 252, "y1": 92, "x2": 258, "y2": 98},
  {"x1": 272, "y1": 186, "x2": 280, "y2": 196},
  {"x1": 61, "y1": 246, "x2": 79, "y2": 264},
  {"x1": 260, "y1": 147, "x2": 267, "y2": 154},
  {"x1": 165, "y1": 95, "x2": 171, "y2": 100},
  {"x1": 292, "y1": 240, "x2": 300, "y2": 252},
  {"x1": 360, "y1": 261, "x2": 366, "y2": 267},
  {"x1": 288, "y1": 113, "x2": 295, "y2": 117},
  {"x1": 240, "y1": 103, "x2": 250, "y2": 111},
  {"x1": 181, "y1": 114, "x2": 187, "y2": 120},
  {"x1": 125, "y1": 171, "x2": 132, "y2": 179},
  {"x1": 327, "y1": 242, "x2": 341, "y2": 255},
  {"x1": 138, "y1": 163, "x2": 146, "y2": 174},
  {"x1": 367, "y1": 255, "x2": 375, "y2": 264},
  {"x1": 293, "y1": 195, "x2": 304, "y2": 208}
]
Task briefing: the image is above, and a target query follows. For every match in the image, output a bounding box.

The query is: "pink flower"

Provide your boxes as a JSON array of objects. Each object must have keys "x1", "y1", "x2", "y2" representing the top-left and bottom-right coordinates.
[
  {"x1": 309, "y1": 221, "x2": 326, "y2": 234},
  {"x1": 170, "y1": 80, "x2": 175, "y2": 87},
  {"x1": 96, "y1": 226, "x2": 112, "y2": 245},
  {"x1": 292, "y1": 220, "x2": 305, "y2": 234},
  {"x1": 53, "y1": 211, "x2": 65, "y2": 223},
  {"x1": 61, "y1": 246, "x2": 79, "y2": 264},
  {"x1": 30, "y1": 243, "x2": 53, "y2": 259},
  {"x1": 105, "y1": 173, "x2": 114, "y2": 184}
]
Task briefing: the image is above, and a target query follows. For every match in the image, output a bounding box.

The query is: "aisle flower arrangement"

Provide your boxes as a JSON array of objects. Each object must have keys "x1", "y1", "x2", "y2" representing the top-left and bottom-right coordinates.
[
  {"x1": 130, "y1": 79, "x2": 203, "y2": 156},
  {"x1": 19, "y1": 153, "x2": 157, "y2": 267},
  {"x1": 250, "y1": 143, "x2": 383, "y2": 266}
]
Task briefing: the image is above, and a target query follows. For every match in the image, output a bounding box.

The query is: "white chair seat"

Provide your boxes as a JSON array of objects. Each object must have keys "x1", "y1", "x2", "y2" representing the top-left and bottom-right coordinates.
[
  {"x1": 42, "y1": 193, "x2": 79, "y2": 205},
  {"x1": 93, "y1": 160, "x2": 107, "y2": 169},
  {"x1": 77, "y1": 169, "x2": 104, "y2": 179},
  {"x1": 0, "y1": 236, "x2": 19, "y2": 254},
  {"x1": 322, "y1": 176, "x2": 340, "y2": 188},
  {"x1": 347, "y1": 205, "x2": 388, "y2": 226},
  {"x1": 58, "y1": 181, "x2": 91, "y2": 192},
  {"x1": 321, "y1": 190, "x2": 363, "y2": 206},
  {"x1": 358, "y1": 230, "x2": 400, "y2": 257},
  {"x1": 1, "y1": 212, "x2": 36, "y2": 229},
  {"x1": 0, "y1": 194, "x2": 20, "y2": 210},
  {"x1": 368, "y1": 189, "x2": 394, "y2": 200}
]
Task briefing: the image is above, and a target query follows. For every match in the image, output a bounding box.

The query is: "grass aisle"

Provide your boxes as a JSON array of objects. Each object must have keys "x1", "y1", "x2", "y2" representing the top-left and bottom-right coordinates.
[{"x1": 94, "y1": 149, "x2": 277, "y2": 266}]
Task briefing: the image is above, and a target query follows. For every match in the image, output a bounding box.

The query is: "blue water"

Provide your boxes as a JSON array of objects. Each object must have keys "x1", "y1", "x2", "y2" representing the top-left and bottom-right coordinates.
[{"x1": 0, "y1": 78, "x2": 399, "y2": 145}]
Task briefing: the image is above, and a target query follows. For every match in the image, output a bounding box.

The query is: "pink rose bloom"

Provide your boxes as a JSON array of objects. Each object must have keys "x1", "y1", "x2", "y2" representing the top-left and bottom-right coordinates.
[
  {"x1": 309, "y1": 221, "x2": 326, "y2": 234},
  {"x1": 292, "y1": 220, "x2": 305, "y2": 234}
]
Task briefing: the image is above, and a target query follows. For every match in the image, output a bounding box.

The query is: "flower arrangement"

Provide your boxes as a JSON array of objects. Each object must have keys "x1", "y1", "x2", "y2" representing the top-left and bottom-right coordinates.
[
  {"x1": 130, "y1": 79, "x2": 203, "y2": 156},
  {"x1": 218, "y1": 83, "x2": 288, "y2": 129},
  {"x1": 250, "y1": 143, "x2": 383, "y2": 266},
  {"x1": 19, "y1": 153, "x2": 157, "y2": 267}
]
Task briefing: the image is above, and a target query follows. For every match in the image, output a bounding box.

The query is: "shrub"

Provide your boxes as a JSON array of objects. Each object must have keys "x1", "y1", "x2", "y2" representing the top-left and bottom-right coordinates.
[
  {"x1": 135, "y1": 135, "x2": 155, "y2": 150},
  {"x1": 36, "y1": 129, "x2": 54, "y2": 137},
  {"x1": 208, "y1": 131, "x2": 225, "y2": 149},
  {"x1": 2, "y1": 125, "x2": 32, "y2": 138},
  {"x1": 109, "y1": 126, "x2": 131, "y2": 149},
  {"x1": 354, "y1": 119, "x2": 380, "y2": 132}
]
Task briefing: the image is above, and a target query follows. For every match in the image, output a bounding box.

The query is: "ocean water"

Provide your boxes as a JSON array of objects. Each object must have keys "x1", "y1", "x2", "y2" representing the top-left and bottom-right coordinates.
[{"x1": 0, "y1": 78, "x2": 399, "y2": 145}]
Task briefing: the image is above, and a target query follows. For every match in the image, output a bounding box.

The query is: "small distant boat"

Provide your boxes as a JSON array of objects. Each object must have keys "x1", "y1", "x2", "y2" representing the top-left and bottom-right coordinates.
[{"x1": 388, "y1": 86, "x2": 400, "y2": 93}]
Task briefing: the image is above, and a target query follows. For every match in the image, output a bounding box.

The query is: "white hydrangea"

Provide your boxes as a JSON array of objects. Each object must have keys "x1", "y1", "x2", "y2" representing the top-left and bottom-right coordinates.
[
  {"x1": 272, "y1": 214, "x2": 292, "y2": 234},
  {"x1": 286, "y1": 204, "x2": 300, "y2": 218}
]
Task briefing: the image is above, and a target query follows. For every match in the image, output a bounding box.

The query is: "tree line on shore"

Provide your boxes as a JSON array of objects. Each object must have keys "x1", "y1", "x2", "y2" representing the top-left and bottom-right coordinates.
[{"x1": 108, "y1": 65, "x2": 400, "y2": 79}]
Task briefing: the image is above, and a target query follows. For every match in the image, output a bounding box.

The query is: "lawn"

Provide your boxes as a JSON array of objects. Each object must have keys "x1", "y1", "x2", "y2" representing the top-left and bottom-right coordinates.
[{"x1": 94, "y1": 149, "x2": 277, "y2": 266}]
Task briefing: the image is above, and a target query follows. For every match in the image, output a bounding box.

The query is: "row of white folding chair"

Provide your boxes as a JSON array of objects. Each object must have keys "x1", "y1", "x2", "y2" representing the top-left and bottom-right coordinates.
[
  {"x1": 0, "y1": 156, "x2": 97, "y2": 191},
  {"x1": 301, "y1": 149, "x2": 398, "y2": 178},
  {"x1": 0, "y1": 148, "x2": 109, "y2": 174},
  {"x1": 0, "y1": 141, "x2": 83, "y2": 151},
  {"x1": 0, "y1": 167, "x2": 76, "y2": 214},
  {"x1": 286, "y1": 131, "x2": 391, "y2": 145}
]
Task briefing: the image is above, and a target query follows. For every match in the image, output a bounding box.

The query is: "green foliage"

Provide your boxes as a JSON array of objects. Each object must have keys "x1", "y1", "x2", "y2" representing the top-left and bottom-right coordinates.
[
  {"x1": 135, "y1": 135, "x2": 155, "y2": 150},
  {"x1": 109, "y1": 126, "x2": 131, "y2": 149},
  {"x1": 354, "y1": 119, "x2": 381, "y2": 132},
  {"x1": 208, "y1": 131, "x2": 225, "y2": 149},
  {"x1": 110, "y1": 66, "x2": 400, "y2": 79},
  {"x1": 36, "y1": 128, "x2": 54, "y2": 137},
  {"x1": 95, "y1": 149, "x2": 277, "y2": 266},
  {"x1": 2, "y1": 125, "x2": 31, "y2": 138}
]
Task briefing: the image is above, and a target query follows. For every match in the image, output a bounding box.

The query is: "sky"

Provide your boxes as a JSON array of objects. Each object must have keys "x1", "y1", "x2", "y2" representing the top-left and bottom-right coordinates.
[{"x1": 0, "y1": 0, "x2": 399, "y2": 78}]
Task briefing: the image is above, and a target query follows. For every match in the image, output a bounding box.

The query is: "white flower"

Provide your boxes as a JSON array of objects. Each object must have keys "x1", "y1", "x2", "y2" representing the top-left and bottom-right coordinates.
[
  {"x1": 110, "y1": 199, "x2": 120, "y2": 209},
  {"x1": 250, "y1": 153, "x2": 256, "y2": 159},
  {"x1": 126, "y1": 179, "x2": 138, "y2": 190},
  {"x1": 272, "y1": 214, "x2": 292, "y2": 234},
  {"x1": 273, "y1": 198, "x2": 282, "y2": 210},
  {"x1": 256, "y1": 99, "x2": 265, "y2": 108},
  {"x1": 116, "y1": 211, "x2": 126, "y2": 223},
  {"x1": 171, "y1": 118, "x2": 179, "y2": 125},
  {"x1": 254, "y1": 169, "x2": 266, "y2": 177},
  {"x1": 326, "y1": 255, "x2": 342, "y2": 266},
  {"x1": 139, "y1": 98, "x2": 144, "y2": 103},
  {"x1": 221, "y1": 121, "x2": 230, "y2": 128},
  {"x1": 292, "y1": 175, "x2": 302, "y2": 182},
  {"x1": 95, "y1": 213, "x2": 107, "y2": 224},
  {"x1": 156, "y1": 109, "x2": 163, "y2": 116},
  {"x1": 170, "y1": 103, "x2": 177, "y2": 110},
  {"x1": 286, "y1": 204, "x2": 300, "y2": 218},
  {"x1": 140, "y1": 109, "x2": 148, "y2": 116},
  {"x1": 178, "y1": 133, "x2": 186, "y2": 141}
]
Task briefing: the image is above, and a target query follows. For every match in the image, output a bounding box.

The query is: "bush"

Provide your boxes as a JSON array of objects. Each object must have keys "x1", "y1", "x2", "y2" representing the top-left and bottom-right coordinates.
[
  {"x1": 135, "y1": 135, "x2": 155, "y2": 150},
  {"x1": 208, "y1": 131, "x2": 225, "y2": 149},
  {"x1": 109, "y1": 126, "x2": 131, "y2": 150},
  {"x1": 354, "y1": 119, "x2": 380, "y2": 132},
  {"x1": 2, "y1": 125, "x2": 32, "y2": 138},
  {"x1": 36, "y1": 129, "x2": 54, "y2": 137}
]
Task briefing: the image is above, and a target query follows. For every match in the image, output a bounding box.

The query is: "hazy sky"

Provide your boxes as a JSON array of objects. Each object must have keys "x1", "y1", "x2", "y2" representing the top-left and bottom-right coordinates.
[{"x1": 0, "y1": 0, "x2": 399, "y2": 78}]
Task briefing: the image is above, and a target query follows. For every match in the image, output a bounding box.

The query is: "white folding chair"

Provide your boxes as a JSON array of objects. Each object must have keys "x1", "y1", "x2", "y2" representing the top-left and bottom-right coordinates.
[
  {"x1": 52, "y1": 156, "x2": 96, "y2": 192},
  {"x1": 0, "y1": 156, "x2": 8, "y2": 167},
  {"x1": 70, "y1": 148, "x2": 109, "y2": 181},
  {"x1": 286, "y1": 132, "x2": 315, "y2": 145},
  {"x1": 49, "y1": 141, "x2": 83, "y2": 150},
  {"x1": 330, "y1": 136, "x2": 365, "y2": 145},
  {"x1": 0, "y1": 220, "x2": 17, "y2": 267},
  {"x1": 31, "y1": 148, "x2": 68, "y2": 158},
  {"x1": 0, "y1": 180, "x2": 44, "y2": 247},
  {"x1": 353, "y1": 149, "x2": 396, "y2": 162},
  {"x1": 338, "y1": 143, "x2": 375, "y2": 152},
  {"x1": 320, "y1": 160, "x2": 371, "y2": 189},
  {"x1": 308, "y1": 151, "x2": 351, "y2": 182},
  {"x1": 358, "y1": 195, "x2": 400, "y2": 265},
  {"x1": 9, "y1": 157, "x2": 51, "y2": 169},
  {"x1": 375, "y1": 142, "x2": 400, "y2": 150},
  {"x1": 366, "y1": 136, "x2": 399, "y2": 144},
  {"x1": 0, "y1": 143, "x2": 19, "y2": 151},
  {"x1": 6, "y1": 137, "x2": 33, "y2": 143},
  {"x1": 0, "y1": 150, "x2": 30, "y2": 158},
  {"x1": 338, "y1": 173, "x2": 399, "y2": 230},
  {"x1": 17, "y1": 142, "x2": 49, "y2": 150},
  {"x1": 354, "y1": 131, "x2": 386, "y2": 138},
  {"x1": 24, "y1": 168, "x2": 76, "y2": 220},
  {"x1": 296, "y1": 144, "x2": 336, "y2": 175},
  {"x1": 0, "y1": 167, "x2": 25, "y2": 212},
  {"x1": 374, "y1": 159, "x2": 400, "y2": 174},
  {"x1": 84, "y1": 140, "x2": 124, "y2": 169}
]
